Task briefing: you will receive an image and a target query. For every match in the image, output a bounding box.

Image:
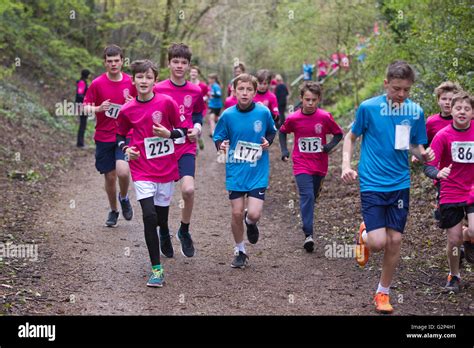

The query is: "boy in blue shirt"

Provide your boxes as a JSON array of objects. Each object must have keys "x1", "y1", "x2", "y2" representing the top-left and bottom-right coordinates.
[
  {"x1": 341, "y1": 60, "x2": 434, "y2": 314},
  {"x1": 213, "y1": 73, "x2": 277, "y2": 268}
]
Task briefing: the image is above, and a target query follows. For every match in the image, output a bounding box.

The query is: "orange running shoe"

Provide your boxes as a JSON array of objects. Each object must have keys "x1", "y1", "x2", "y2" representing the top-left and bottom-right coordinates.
[
  {"x1": 374, "y1": 292, "x2": 394, "y2": 314},
  {"x1": 355, "y1": 222, "x2": 369, "y2": 267}
]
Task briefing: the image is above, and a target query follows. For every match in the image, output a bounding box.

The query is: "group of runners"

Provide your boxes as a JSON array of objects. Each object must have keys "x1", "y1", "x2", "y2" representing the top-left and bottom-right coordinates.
[{"x1": 81, "y1": 42, "x2": 473, "y2": 314}]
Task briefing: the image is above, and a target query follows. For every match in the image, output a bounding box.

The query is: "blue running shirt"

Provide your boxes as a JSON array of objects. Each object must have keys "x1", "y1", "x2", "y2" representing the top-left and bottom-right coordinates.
[
  {"x1": 213, "y1": 103, "x2": 277, "y2": 191},
  {"x1": 351, "y1": 94, "x2": 427, "y2": 192}
]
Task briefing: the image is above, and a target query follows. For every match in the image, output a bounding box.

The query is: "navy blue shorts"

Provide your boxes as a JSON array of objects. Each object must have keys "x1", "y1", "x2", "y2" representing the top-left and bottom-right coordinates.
[
  {"x1": 178, "y1": 153, "x2": 195, "y2": 178},
  {"x1": 361, "y1": 188, "x2": 410, "y2": 234},
  {"x1": 95, "y1": 139, "x2": 128, "y2": 174},
  {"x1": 229, "y1": 188, "x2": 266, "y2": 201}
]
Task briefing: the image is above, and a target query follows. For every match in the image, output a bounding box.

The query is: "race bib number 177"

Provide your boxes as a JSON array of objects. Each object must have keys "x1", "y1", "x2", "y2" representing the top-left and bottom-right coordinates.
[
  {"x1": 234, "y1": 141, "x2": 262, "y2": 162},
  {"x1": 451, "y1": 142, "x2": 474, "y2": 163}
]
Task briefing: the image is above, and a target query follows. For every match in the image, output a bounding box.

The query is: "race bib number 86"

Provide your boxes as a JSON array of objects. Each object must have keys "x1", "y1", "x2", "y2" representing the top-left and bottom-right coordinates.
[
  {"x1": 234, "y1": 141, "x2": 262, "y2": 162},
  {"x1": 298, "y1": 137, "x2": 322, "y2": 153},
  {"x1": 452, "y1": 142, "x2": 474, "y2": 163},
  {"x1": 144, "y1": 137, "x2": 174, "y2": 159}
]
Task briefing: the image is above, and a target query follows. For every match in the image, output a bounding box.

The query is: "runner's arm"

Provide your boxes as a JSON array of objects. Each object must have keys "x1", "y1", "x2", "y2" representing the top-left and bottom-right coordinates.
[
  {"x1": 323, "y1": 133, "x2": 343, "y2": 153},
  {"x1": 423, "y1": 165, "x2": 439, "y2": 179},
  {"x1": 117, "y1": 133, "x2": 129, "y2": 153},
  {"x1": 170, "y1": 127, "x2": 188, "y2": 139},
  {"x1": 192, "y1": 111, "x2": 203, "y2": 135}
]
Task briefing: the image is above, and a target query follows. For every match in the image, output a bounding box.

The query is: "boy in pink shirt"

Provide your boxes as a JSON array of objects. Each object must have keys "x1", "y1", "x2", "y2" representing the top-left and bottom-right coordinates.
[
  {"x1": 117, "y1": 60, "x2": 187, "y2": 287},
  {"x1": 83, "y1": 45, "x2": 136, "y2": 227},
  {"x1": 153, "y1": 43, "x2": 205, "y2": 258},
  {"x1": 280, "y1": 82, "x2": 343, "y2": 252},
  {"x1": 426, "y1": 82, "x2": 462, "y2": 145},
  {"x1": 424, "y1": 92, "x2": 474, "y2": 293},
  {"x1": 253, "y1": 69, "x2": 280, "y2": 125},
  {"x1": 224, "y1": 85, "x2": 238, "y2": 110}
]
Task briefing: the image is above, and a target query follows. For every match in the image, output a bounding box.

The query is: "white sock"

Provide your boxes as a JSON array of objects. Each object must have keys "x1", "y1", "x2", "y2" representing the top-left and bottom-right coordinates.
[
  {"x1": 119, "y1": 193, "x2": 129, "y2": 201},
  {"x1": 362, "y1": 230, "x2": 368, "y2": 243},
  {"x1": 245, "y1": 215, "x2": 256, "y2": 225},
  {"x1": 449, "y1": 272, "x2": 461, "y2": 279},
  {"x1": 236, "y1": 242, "x2": 246, "y2": 253},
  {"x1": 376, "y1": 283, "x2": 390, "y2": 295}
]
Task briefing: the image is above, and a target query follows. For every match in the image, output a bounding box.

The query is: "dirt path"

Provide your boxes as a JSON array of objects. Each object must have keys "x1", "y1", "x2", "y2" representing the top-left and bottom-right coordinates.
[{"x1": 29, "y1": 127, "x2": 472, "y2": 315}]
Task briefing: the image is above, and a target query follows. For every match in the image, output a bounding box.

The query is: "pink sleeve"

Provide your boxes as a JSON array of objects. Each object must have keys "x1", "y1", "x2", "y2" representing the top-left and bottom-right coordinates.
[
  {"x1": 169, "y1": 99, "x2": 184, "y2": 129},
  {"x1": 327, "y1": 114, "x2": 343, "y2": 135},
  {"x1": 271, "y1": 94, "x2": 279, "y2": 116},
  {"x1": 193, "y1": 93, "x2": 205, "y2": 114},
  {"x1": 83, "y1": 81, "x2": 95, "y2": 105},
  {"x1": 117, "y1": 109, "x2": 131, "y2": 137},
  {"x1": 279, "y1": 116, "x2": 291, "y2": 134},
  {"x1": 426, "y1": 133, "x2": 443, "y2": 168}
]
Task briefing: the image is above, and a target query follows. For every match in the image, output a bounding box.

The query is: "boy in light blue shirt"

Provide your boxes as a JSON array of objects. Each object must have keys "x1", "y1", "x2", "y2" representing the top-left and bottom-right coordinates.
[
  {"x1": 214, "y1": 73, "x2": 277, "y2": 269},
  {"x1": 341, "y1": 60, "x2": 434, "y2": 314}
]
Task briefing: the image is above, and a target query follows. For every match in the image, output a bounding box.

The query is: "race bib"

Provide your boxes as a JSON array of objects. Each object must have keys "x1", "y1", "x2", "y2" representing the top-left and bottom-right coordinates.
[
  {"x1": 105, "y1": 103, "x2": 122, "y2": 119},
  {"x1": 395, "y1": 124, "x2": 411, "y2": 150},
  {"x1": 451, "y1": 142, "x2": 474, "y2": 163},
  {"x1": 144, "y1": 137, "x2": 174, "y2": 159},
  {"x1": 234, "y1": 141, "x2": 262, "y2": 162},
  {"x1": 298, "y1": 137, "x2": 322, "y2": 153}
]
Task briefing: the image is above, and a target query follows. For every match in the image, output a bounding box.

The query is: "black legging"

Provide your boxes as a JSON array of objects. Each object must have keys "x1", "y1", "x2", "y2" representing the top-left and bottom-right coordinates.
[{"x1": 139, "y1": 198, "x2": 170, "y2": 267}]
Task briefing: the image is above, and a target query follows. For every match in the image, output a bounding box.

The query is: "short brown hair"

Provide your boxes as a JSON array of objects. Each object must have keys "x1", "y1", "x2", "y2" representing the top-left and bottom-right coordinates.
[
  {"x1": 300, "y1": 81, "x2": 322, "y2": 98},
  {"x1": 234, "y1": 62, "x2": 246, "y2": 72},
  {"x1": 451, "y1": 91, "x2": 474, "y2": 109},
  {"x1": 168, "y1": 43, "x2": 192, "y2": 62},
  {"x1": 256, "y1": 69, "x2": 271, "y2": 84},
  {"x1": 130, "y1": 59, "x2": 158, "y2": 80},
  {"x1": 103, "y1": 44, "x2": 123, "y2": 59},
  {"x1": 190, "y1": 65, "x2": 201, "y2": 74},
  {"x1": 386, "y1": 60, "x2": 415, "y2": 82},
  {"x1": 434, "y1": 81, "x2": 462, "y2": 99},
  {"x1": 233, "y1": 73, "x2": 257, "y2": 91}
]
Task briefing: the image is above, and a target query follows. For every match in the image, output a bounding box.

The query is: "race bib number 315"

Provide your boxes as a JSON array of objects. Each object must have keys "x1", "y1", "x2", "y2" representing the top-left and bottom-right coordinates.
[
  {"x1": 144, "y1": 137, "x2": 174, "y2": 159},
  {"x1": 452, "y1": 142, "x2": 474, "y2": 163},
  {"x1": 105, "y1": 103, "x2": 122, "y2": 119},
  {"x1": 298, "y1": 137, "x2": 322, "y2": 153},
  {"x1": 234, "y1": 141, "x2": 262, "y2": 162}
]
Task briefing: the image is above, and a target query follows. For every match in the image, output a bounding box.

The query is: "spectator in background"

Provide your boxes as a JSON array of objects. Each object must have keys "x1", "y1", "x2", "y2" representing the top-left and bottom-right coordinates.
[
  {"x1": 227, "y1": 62, "x2": 246, "y2": 97},
  {"x1": 274, "y1": 74, "x2": 291, "y2": 160},
  {"x1": 316, "y1": 58, "x2": 329, "y2": 82},
  {"x1": 270, "y1": 77, "x2": 278, "y2": 94},
  {"x1": 76, "y1": 69, "x2": 90, "y2": 148},
  {"x1": 302, "y1": 59, "x2": 314, "y2": 81}
]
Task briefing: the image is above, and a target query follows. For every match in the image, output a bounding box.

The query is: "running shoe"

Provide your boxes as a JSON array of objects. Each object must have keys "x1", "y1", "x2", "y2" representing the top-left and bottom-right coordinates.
[
  {"x1": 303, "y1": 235, "x2": 314, "y2": 253},
  {"x1": 119, "y1": 194, "x2": 133, "y2": 221},
  {"x1": 105, "y1": 210, "x2": 119, "y2": 227},
  {"x1": 147, "y1": 268, "x2": 164, "y2": 287},
  {"x1": 374, "y1": 292, "x2": 393, "y2": 314},
  {"x1": 355, "y1": 221, "x2": 369, "y2": 267},
  {"x1": 159, "y1": 231, "x2": 174, "y2": 258},
  {"x1": 445, "y1": 275, "x2": 461, "y2": 293},
  {"x1": 231, "y1": 250, "x2": 249, "y2": 269},
  {"x1": 176, "y1": 228, "x2": 195, "y2": 257},
  {"x1": 244, "y1": 209, "x2": 259, "y2": 244}
]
